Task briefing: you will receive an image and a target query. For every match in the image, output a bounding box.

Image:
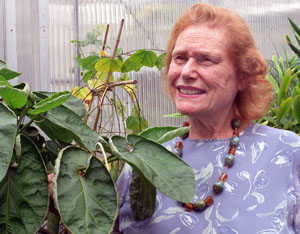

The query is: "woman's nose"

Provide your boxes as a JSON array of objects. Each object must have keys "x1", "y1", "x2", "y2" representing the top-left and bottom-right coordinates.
[{"x1": 181, "y1": 58, "x2": 198, "y2": 80}]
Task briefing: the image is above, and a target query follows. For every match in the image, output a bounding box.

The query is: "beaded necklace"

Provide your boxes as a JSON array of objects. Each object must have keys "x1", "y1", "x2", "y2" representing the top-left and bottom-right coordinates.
[{"x1": 173, "y1": 118, "x2": 241, "y2": 212}]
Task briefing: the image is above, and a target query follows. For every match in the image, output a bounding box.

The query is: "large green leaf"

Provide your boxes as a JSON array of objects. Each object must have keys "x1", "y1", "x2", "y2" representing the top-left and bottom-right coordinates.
[
  {"x1": 109, "y1": 134, "x2": 195, "y2": 202},
  {"x1": 28, "y1": 91, "x2": 71, "y2": 115},
  {"x1": 126, "y1": 115, "x2": 148, "y2": 134},
  {"x1": 121, "y1": 60, "x2": 143, "y2": 73},
  {"x1": 293, "y1": 95, "x2": 300, "y2": 123},
  {"x1": 156, "y1": 52, "x2": 166, "y2": 71},
  {"x1": 35, "y1": 105, "x2": 98, "y2": 151},
  {"x1": 278, "y1": 97, "x2": 292, "y2": 122},
  {"x1": 140, "y1": 126, "x2": 178, "y2": 141},
  {"x1": 77, "y1": 55, "x2": 100, "y2": 71},
  {"x1": 95, "y1": 57, "x2": 122, "y2": 73},
  {"x1": 156, "y1": 126, "x2": 190, "y2": 144},
  {"x1": 129, "y1": 170, "x2": 156, "y2": 221},
  {"x1": 34, "y1": 91, "x2": 87, "y2": 119},
  {"x1": 0, "y1": 75, "x2": 11, "y2": 86},
  {"x1": 127, "y1": 49, "x2": 157, "y2": 67},
  {"x1": 0, "y1": 68, "x2": 21, "y2": 81},
  {"x1": 0, "y1": 103, "x2": 17, "y2": 182},
  {"x1": 0, "y1": 86, "x2": 29, "y2": 109},
  {"x1": 0, "y1": 135, "x2": 48, "y2": 234},
  {"x1": 53, "y1": 146, "x2": 118, "y2": 234}
]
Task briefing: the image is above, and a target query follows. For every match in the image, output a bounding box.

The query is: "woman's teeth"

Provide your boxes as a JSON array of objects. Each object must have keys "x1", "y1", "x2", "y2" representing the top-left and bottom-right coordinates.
[{"x1": 179, "y1": 88, "x2": 205, "y2": 95}]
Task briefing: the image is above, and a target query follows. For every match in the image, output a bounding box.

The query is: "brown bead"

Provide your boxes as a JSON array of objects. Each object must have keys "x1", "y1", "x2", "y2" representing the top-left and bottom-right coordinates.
[
  {"x1": 228, "y1": 147, "x2": 236, "y2": 155},
  {"x1": 204, "y1": 196, "x2": 214, "y2": 206},
  {"x1": 175, "y1": 141, "x2": 183, "y2": 149},
  {"x1": 183, "y1": 122, "x2": 190, "y2": 127},
  {"x1": 233, "y1": 129, "x2": 239, "y2": 136},
  {"x1": 184, "y1": 203, "x2": 193, "y2": 210},
  {"x1": 219, "y1": 173, "x2": 228, "y2": 182}
]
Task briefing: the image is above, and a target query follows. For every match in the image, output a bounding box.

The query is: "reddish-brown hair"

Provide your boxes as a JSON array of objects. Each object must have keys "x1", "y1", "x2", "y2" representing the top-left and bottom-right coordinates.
[{"x1": 164, "y1": 3, "x2": 273, "y2": 121}]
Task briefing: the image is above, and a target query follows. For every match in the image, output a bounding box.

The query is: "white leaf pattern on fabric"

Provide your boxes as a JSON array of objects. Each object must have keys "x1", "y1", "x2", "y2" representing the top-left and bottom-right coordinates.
[
  {"x1": 179, "y1": 212, "x2": 198, "y2": 229},
  {"x1": 279, "y1": 132, "x2": 300, "y2": 147},
  {"x1": 169, "y1": 227, "x2": 181, "y2": 234},
  {"x1": 215, "y1": 202, "x2": 239, "y2": 222},
  {"x1": 237, "y1": 171, "x2": 252, "y2": 200},
  {"x1": 257, "y1": 229, "x2": 278, "y2": 234}
]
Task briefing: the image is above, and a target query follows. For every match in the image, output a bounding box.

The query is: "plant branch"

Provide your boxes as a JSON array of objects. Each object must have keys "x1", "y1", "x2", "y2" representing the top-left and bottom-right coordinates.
[
  {"x1": 102, "y1": 24, "x2": 110, "y2": 51},
  {"x1": 93, "y1": 87, "x2": 109, "y2": 130},
  {"x1": 105, "y1": 19, "x2": 125, "y2": 83}
]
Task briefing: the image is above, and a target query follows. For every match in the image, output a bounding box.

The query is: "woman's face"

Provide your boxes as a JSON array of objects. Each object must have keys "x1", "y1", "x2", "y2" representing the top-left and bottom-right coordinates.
[{"x1": 168, "y1": 25, "x2": 242, "y2": 119}]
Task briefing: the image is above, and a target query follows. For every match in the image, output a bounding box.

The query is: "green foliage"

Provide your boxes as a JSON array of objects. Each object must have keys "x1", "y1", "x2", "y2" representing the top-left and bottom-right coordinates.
[
  {"x1": 0, "y1": 61, "x2": 195, "y2": 233},
  {"x1": 261, "y1": 54, "x2": 300, "y2": 132}
]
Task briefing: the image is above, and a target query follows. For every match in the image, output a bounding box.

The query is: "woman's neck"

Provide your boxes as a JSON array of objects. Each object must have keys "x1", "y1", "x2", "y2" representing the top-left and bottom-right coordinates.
[{"x1": 187, "y1": 111, "x2": 250, "y2": 140}]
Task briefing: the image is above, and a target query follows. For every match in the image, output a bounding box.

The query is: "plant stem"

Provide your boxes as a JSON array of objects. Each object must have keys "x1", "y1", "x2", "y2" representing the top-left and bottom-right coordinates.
[
  {"x1": 93, "y1": 87, "x2": 109, "y2": 130},
  {"x1": 105, "y1": 19, "x2": 125, "y2": 83},
  {"x1": 102, "y1": 24, "x2": 109, "y2": 51}
]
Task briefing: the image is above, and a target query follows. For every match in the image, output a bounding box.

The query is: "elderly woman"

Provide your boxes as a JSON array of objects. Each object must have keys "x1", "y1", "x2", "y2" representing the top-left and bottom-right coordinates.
[{"x1": 116, "y1": 3, "x2": 300, "y2": 233}]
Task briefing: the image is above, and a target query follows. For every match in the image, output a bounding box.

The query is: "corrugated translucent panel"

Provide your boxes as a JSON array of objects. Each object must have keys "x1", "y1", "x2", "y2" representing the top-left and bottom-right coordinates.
[{"x1": 48, "y1": 0, "x2": 300, "y2": 128}]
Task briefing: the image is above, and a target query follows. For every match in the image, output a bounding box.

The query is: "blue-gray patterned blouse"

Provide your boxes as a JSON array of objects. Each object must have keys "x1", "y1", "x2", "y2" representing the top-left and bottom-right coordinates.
[{"x1": 116, "y1": 124, "x2": 300, "y2": 234}]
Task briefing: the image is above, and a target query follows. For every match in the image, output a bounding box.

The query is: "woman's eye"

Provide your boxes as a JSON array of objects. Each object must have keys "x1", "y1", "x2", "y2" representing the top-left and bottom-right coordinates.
[{"x1": 174, "y1": 56, "x2": 185, "y2": 63}]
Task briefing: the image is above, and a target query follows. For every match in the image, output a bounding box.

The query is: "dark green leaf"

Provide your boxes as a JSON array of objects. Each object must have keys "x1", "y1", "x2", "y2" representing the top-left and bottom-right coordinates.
[
  {"x1": 128, "y1": 49, "x2": 157, "y2": 67},
  {"x1": 53, "y1": 146, "x2": 118, "y2": 234},
  {"x1": 34, "y1": 91, "x2": 87, "y2": 119},
  {"x1": 286, "y1": 35, "x2": 300, "y2": 58},
  {"x1": 126, "y1": 115, "x2": 148, "y2": 133},
  {"x1": 109, "y1": 134, "x2": 195, "y2": 202},
  {"x1": 288, "y1": 17, "x2": 300, "y2": 37},
  {"x1": 95, "y1": 57, "x2": 122, "y2": 72},
  {"x1": 0, "y1": 86, "x2": 28, "y2": 109},
  {"x1": 293, "y1": 95, "x2": 300, "y2": 123},
  {"x1": 35, "y1": 105, "x2": 98, "y2": 151},
  {"x1": 0, "y1": 103, "x2": 17, "y2": 182},
  {"x1": 157, "y1": 126, "x2": 190, "y2": 144},
  {"x1": 0, "y1": 75, "x2": 11, "y2": 87},
  {"x1": 0, "y1": 68, "x2": 21, "y2": 80},
  {"x1": 278, "y1": 68, "x2": 293, "y2": 105},
  {"x1": 28, "y1": 91, "x2": 71, "y2": 115},
  {"x1": 121, "y1": 60, "x2": 143, "y2": 73},
  {"x1": 0, "y1": 135, "x2": 48, "y2": 234},
  {"x1": 156, "y1": 52, "x2": 166, "y2": 71},
  {"x1": 83, "y1": 70, "x2": 94, "y2": 82},
  {"x1": 77, "y1": 55, "x2": 100, "y2": 71},
  {"x1": 130, "y1": 170, "x2": 156, "y2": 221},
  {"x1": 278, "y1": 97, "x2": 292, "y2": 122},
  {"x1": 140, "y1": 126, "x2": 178, "y2": 141}
]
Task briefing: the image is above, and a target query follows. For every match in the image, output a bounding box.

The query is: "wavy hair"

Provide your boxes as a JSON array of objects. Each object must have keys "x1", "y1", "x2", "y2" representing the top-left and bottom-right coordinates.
[{"x1": 163, "y1": 3, "x2": 273, "y2": 121}]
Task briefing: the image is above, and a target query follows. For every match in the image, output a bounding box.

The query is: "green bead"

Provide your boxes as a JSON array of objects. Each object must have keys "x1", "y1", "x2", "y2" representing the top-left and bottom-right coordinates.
[
  {"x1": 231, "y1": 118, "x2": 241, "y2": 129},
  {"x1": 193, "y1": 200, "x2": 206, "y2": 211},
  {"x1": 224, "y1": 153, "x2": 235, "y2": 167},
  {"x1": 230, "y1": 135, "x2": 240, "y2": 147},
  {"x1": 173, "y1": 148, "x2": 182, "y2": 157},
  {"x1": 213, "y1": 180, "x2": 224, "y2": 193}
]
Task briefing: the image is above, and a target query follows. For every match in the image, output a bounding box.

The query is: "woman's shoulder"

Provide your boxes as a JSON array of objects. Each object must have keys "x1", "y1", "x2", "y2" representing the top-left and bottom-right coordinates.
[{"x1": 244, "y1": 123, "x2": 300, "y2": 145}]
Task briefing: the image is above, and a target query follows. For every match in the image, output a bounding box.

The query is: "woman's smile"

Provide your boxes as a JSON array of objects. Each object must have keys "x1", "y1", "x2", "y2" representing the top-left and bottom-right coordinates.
[{"x1": 177, "y1": 86, "x2": 206, "y2": 97}]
